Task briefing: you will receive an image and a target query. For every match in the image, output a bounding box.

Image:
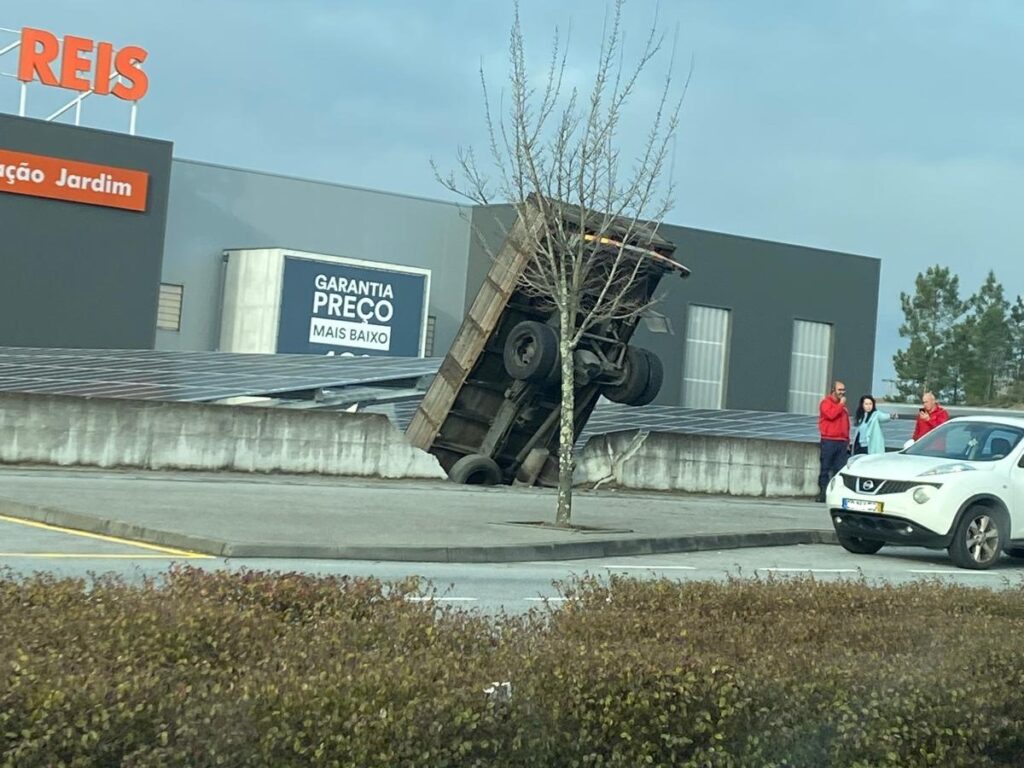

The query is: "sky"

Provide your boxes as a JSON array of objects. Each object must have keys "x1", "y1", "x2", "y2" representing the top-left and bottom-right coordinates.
[{"x1": 4, "y1": 0, "x2": 1023, "y2": 393}]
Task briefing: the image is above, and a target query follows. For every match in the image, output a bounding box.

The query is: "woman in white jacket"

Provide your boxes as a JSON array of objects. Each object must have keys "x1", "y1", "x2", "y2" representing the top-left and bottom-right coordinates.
[{"x1": 850, "y1": 395, "x2": 899, "y2": 455}]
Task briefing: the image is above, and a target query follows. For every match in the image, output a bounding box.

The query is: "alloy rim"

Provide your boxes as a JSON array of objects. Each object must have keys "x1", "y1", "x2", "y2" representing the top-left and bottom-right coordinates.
[{"x1": 966, "y1": 514, "x2": 1000, "y2": 563}]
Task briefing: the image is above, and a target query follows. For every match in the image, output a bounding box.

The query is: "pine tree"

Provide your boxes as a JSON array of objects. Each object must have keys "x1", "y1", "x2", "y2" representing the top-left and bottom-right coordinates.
[
  {"x1": 1003, "y1": 295, "x2": 1024, "y2": 404},
  {"x1": 892, "y1": 266, "x2": 965, "y2": 402},
  {"x1": 964, "y1": 271, "x2": 1011, "y2": 404},
  {"x1": 944, "y1": 318, "x2": 974, "y2": 406}
]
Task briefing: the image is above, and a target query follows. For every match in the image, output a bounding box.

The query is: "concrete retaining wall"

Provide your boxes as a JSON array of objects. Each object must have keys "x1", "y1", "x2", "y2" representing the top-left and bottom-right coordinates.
[
  {"x1": 575, "y1": 430, "x2": 819, "y2": 497},
  {"x1": 0, "y1": 393, "x2": 445, "y2": 479}
]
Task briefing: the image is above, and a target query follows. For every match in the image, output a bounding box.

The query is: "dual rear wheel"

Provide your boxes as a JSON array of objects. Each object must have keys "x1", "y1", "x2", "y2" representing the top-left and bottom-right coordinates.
[{"x1": 502, "y1": 320, "x2": 663, "y2": 406}]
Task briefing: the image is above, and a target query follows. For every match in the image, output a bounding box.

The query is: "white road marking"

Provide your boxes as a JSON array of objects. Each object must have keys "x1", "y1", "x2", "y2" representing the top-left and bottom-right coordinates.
[
  {"x1": 524, "y1": 596, "x2": 567, "y2": 602},
  {"x1": 757, "y1": 568, "x2": 858, "y2": 573},
  {"x1": 603, "y1": 564, "x2": 697, "y2": 571},
  {"x1": 908, "y1": 569, "x2": 1000, "y2": 576},
  {"x1": 406, "y1": 596, "x2": 479, "y2": 602}
]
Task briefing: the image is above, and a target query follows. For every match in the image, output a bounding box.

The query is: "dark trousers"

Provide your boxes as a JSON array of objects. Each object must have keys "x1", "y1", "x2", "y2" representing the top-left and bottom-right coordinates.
[{"x1": 819, "y1": 439, "x2": 849, "y2": 488}]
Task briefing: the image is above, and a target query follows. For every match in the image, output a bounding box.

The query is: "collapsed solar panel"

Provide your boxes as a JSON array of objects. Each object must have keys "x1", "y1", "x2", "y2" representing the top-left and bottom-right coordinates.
[
  {"x1": 369, "y1": 399, "x2": 918, "y2": 450},
  {"x1": 0, "y1": 347, "x2": 441, "y2": 402}
]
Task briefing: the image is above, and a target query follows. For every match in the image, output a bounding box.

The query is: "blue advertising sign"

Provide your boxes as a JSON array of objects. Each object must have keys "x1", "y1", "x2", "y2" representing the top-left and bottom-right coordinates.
[{"x1": 276, "y1": 255, "x2": 429, "y2": 357}]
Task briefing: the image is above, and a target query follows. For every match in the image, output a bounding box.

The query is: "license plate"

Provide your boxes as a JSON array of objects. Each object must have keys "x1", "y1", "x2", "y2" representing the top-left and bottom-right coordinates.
[{"x1": 842, "y1": 498, "x2": 883, "y2": 513}]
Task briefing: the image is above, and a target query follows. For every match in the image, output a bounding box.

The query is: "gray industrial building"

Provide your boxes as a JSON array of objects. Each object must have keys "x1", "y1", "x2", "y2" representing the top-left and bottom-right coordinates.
[{"x1": 0, "y1": 113, "x2": 880, "y2": 414}]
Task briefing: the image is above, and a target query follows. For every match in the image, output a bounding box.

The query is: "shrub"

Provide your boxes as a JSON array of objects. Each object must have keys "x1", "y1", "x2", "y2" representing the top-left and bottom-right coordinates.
[{"x1": 2, "y1": 567, "x2": 1023, "y2": 766}]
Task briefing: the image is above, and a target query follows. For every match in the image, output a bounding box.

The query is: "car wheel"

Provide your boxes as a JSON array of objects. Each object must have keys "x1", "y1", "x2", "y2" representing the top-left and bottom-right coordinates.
[
  {"x1": 503, "y1": 321, "x2": 560, "y2": 383},
  {"x1": 448, "y1": 454, "x2": 503, "y2": 485},
  {"x1": 947, "y1": 505, "x2": 1005, "y2": 570},
  {"x1": 837, "y1": 534, "x2": 885, "y2": 555}
]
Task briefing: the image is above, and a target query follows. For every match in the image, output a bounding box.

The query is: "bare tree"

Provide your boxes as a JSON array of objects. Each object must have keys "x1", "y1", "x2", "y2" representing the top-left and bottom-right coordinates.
[{"x1": 435, "y1": 0, "x2": 689, "y2": 525}]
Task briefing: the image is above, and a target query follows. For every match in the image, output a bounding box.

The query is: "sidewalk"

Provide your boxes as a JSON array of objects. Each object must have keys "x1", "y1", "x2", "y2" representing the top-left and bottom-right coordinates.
[{"x1": 0, "y1": 466, "x2": 835, "y2": 562}]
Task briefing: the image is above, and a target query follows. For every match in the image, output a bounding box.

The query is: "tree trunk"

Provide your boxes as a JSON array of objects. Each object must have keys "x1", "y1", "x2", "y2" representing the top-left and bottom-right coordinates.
[{"x1": 555, "y1": 306, "x2": 575, "y2": 527}]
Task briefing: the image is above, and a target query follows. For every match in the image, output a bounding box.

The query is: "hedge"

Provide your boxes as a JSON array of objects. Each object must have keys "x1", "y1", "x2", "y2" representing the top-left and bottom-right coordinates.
[{"x1": 2, "y1": 566, "x2": 1023, "y2": 767}]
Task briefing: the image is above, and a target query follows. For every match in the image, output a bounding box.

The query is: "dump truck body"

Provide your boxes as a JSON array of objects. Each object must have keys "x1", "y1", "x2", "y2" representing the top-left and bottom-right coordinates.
[{"x1": 406, "y1": 207, "x2": 688, "y2": 485}]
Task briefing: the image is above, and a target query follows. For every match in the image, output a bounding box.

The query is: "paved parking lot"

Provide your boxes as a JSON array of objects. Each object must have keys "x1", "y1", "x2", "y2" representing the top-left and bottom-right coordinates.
[{"x1": 4, "y1": 514, "x2": 1023, "y2": 614}]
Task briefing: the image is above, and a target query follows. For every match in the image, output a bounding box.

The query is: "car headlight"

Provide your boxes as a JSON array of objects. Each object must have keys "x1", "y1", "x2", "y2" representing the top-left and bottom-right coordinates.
[
  {"x1": 918, "y1": 462, "x2": 975, "y2": 477},
  {"x1": 912, "y1": 487, "x2": 932, "y2": 504}
]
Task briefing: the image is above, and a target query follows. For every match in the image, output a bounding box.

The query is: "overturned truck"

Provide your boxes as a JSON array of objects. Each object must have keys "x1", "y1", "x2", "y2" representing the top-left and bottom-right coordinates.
[{"x1": 406, "y1": 206, "x2": 690, "y2": 486}]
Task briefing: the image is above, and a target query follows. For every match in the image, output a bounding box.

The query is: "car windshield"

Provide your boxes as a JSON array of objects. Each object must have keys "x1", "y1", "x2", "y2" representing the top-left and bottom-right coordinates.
[{"x1": 904, "y1": 420, "x2": 1024, "y2": 462}]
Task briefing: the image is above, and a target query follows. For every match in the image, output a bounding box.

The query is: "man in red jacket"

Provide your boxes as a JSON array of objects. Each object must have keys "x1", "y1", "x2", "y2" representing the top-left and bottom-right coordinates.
[
  {"x1": 817, "y1": 380, "x2": 850, "y2": 502},
  {"x1": 912, "y1": 391, "x2": 950, "y2": 441}
]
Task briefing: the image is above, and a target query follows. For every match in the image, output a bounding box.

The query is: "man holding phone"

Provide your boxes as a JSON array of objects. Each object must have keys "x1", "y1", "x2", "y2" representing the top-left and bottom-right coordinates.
[
  {"x1": 912, "y1": 391, "x2": 949, "y2": 441},
  {"x1": 817, "y1": 380, "x2": 850, "y2": 502}
]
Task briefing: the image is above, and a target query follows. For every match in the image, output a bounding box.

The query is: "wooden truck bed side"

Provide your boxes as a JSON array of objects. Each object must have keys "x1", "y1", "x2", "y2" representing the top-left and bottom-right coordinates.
[{"x1": 406, "y1": 212, "x2": 541, "y2": 451}]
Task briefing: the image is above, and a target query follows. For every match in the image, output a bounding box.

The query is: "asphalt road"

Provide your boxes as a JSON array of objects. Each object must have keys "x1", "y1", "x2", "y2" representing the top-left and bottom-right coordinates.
[{"x1": 3, "y1": 515, "x2": 1024, "y2": 614}]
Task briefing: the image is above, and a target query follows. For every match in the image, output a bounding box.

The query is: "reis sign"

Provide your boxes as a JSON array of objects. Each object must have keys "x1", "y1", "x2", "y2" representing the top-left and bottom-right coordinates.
[{"x1": 16, "y1": 27, "x2": 148, "y2": 101}]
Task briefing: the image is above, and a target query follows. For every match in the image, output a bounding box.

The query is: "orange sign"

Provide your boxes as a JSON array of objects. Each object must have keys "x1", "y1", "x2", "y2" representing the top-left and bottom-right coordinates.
[
  {"x1": 0, "y1": 148, "x2": 149, "y2": 212},
  {"x1": 17, "y1": 27, "x2": 148, "y2": 102}
]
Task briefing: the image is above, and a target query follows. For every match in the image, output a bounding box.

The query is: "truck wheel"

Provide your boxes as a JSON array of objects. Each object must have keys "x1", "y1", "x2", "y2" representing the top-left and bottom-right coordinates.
[
  {"x1": 448, "y1": 454, "x2": 503, "y2": 485},
  {"x1": 632, "y1": 350, "x2": 663, "y2": 406},
  {"x1": 503, "y1": 321, "x2": 560, "y2": 382},
  {"x1": 604, "y1": 347, "x2": 662, "y2": 406}
]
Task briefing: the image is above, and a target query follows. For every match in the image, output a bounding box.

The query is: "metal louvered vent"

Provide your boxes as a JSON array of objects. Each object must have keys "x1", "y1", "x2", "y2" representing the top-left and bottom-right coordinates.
[
  {"x1": 424, "y1": 315, "x2": 437, "y2": 356},
  {"x1": 157, "y1": 283, "x2": 184, "y2": 331}
]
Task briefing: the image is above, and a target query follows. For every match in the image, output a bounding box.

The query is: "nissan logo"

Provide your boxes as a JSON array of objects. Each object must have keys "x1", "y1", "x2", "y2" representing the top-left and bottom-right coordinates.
[{"x1": 862, "y1": 480, "x2": 875, "y2": 491}]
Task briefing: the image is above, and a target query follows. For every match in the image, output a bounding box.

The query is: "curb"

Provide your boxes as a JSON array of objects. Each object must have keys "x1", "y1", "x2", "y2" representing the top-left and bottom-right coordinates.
[
  {"x1": 0, "y1": 497, "x2": 837, "y2": 563},
  {"x1": 0, "y1": 498, "x2": 227, "y2": 558}
]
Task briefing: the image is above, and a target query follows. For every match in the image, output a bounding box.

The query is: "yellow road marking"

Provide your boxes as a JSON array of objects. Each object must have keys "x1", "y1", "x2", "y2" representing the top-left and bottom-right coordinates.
[
  {"x1": 0, "y1": 553, "x2": 209, "y2": 559},
  {"x1": 0, "y1": 514, "x2": 213, "y2": 559}
]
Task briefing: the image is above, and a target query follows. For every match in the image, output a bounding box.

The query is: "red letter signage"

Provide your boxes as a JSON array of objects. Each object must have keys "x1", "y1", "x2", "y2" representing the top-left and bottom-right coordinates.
[{"x1": 16, "y1": 27, "x2": 149, "y2": 101}]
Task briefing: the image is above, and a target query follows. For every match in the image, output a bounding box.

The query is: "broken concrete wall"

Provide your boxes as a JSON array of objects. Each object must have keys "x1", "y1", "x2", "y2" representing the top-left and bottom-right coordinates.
[
  {"x1": 0, "y1": 392, "x2": 446, "y2": 479},
  {"x1": 575, "y1": 429, "x2": 819, "y2": 497}
]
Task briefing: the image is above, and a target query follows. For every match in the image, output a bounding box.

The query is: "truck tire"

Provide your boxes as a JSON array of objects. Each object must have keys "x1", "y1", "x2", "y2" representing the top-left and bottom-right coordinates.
[
  {"x1": 503, "y1": 321, "x2": 560, "y2": 383},
  {"x1": 448, "y1": 454, "x2": 503, "y2": 485},
  {"x1": 632, "y1": 350, "x2": 663, "y2": 406},
  {"x1": 603, "y1": 347, "x2": 649, "y2": 404},
  {"x1": 604, "y1": 347, "x2": 662, "y2": 406}
]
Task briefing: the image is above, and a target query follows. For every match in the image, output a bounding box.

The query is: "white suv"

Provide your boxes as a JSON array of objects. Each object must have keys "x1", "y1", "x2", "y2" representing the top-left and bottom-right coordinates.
[{"x1": 826, "y1": 416, "x2": 1024, "y2": 569}]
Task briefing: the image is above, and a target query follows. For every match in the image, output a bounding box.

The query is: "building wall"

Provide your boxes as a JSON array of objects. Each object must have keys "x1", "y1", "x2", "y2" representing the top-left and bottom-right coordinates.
[
  {"x1": 464, "y1": 207, "x2": 880, "y2": 411},
  {"x1": 631, "y1": 225, "x2": 880, "y2": 411},
  {"x1": 0, "y1": 114, "x2": 172, "y2": 349},
  {"x1": 159, "y1": 160, "x2": 473, "y2": 354}
]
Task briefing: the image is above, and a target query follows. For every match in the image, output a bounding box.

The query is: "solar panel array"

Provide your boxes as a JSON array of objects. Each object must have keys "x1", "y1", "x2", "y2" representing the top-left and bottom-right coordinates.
[
  {"x1": 580, "y1": 402, "x2": 918, "y2": 450},
  {"x1": 0, "y1": 347, "x2": 441, "y2": 402},
  {"x1": 0, "y1": 347, "x2": 919, "y2": 448}
]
